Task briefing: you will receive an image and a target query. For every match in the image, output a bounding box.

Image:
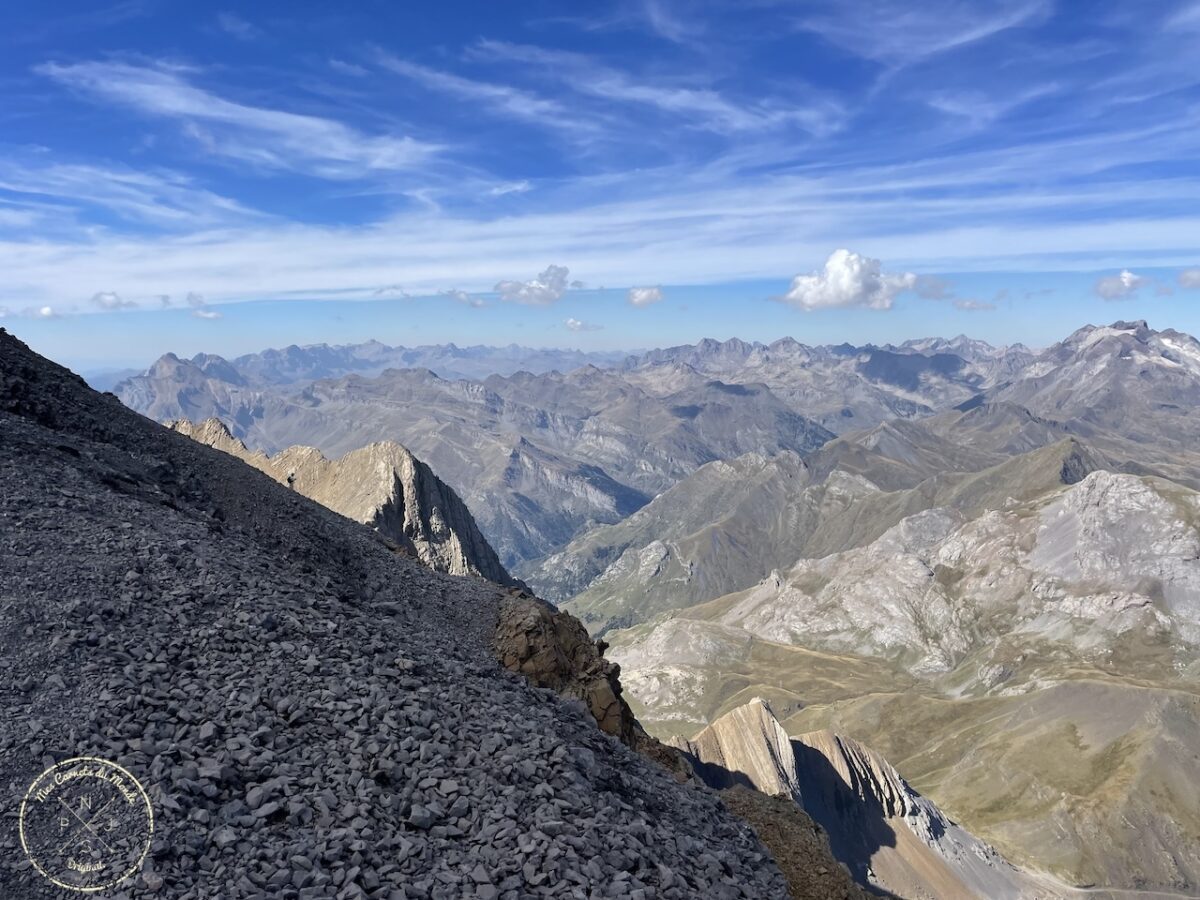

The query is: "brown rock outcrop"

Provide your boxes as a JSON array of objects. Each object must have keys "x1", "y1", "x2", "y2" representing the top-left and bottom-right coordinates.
[{"x1": 494, "y1": 593, "x2": 640, "y2": 743}]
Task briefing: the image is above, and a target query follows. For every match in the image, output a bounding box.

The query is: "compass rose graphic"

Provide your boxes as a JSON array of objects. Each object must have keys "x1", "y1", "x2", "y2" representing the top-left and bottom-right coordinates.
[{"x1": 19, "y1": 757, "x2": 154, "y2": 892}]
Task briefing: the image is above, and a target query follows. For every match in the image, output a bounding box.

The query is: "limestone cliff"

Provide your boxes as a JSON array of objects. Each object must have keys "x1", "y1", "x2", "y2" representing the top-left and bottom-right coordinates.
[
  {"x1": 671, "y1": 697, "x2": 803, "y2": 803},
  {"x1": 677, "y1": 699, "x2": 1063, "y2": 899},
  {"x1": 171, "y1": 417, "x2": 518, "y2": 586}
]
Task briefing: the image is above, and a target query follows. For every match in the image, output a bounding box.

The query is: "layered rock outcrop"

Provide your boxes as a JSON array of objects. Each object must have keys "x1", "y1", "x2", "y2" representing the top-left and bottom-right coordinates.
[
  {"x1": 671, "y1": 697, "x2": 803, "y2": 803},
  {"x1": 493, "y1": 592, "x2": 640, "y2": 744},
  {"x1": 171, "y1": 417, "x2": 518, "y2": 586},
  {"x1": 677, "y1": 699, "x2": 1059, "y2": 899}
]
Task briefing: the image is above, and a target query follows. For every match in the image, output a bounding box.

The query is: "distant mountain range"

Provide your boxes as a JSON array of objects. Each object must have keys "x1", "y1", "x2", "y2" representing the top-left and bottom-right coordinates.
[
  {"x1": 114, "y1": 319, "x2": 1200, "y2": 894},
  {"x1": 113, "y1": 328, "x2": 1051, "y2": 571}
]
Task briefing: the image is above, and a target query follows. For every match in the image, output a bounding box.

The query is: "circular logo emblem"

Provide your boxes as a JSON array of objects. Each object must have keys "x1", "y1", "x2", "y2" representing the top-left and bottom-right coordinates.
[{"x1": 18, "y1": 757, "x2": 154, "y2": 892}]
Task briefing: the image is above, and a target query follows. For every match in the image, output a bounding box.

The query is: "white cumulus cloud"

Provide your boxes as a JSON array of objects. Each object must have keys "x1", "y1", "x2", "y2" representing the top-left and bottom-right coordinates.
[
  {"x1": 564, "y1": 317, "x2": 602, "y2": 332},
  {"x1": 1179, "y1": 268, "x2": 1200, "y2": 289},
  {"x1": 780, "y1": 249, "x2": 917, "y2": 311},
  {"x1": 628, "y1": 286, "x2": 664, "y2": 307},
  {"x1": 187, "y1": 292, "x2": 222, "y2": 319},
  {"x1": 91, "y1": 290, "x2": 137, "y2": 310},
  {"x1": 1, "y1": 305, "x2": 60, "y2": 319},
  {"x1": 440, "y1": 289, "x2": 484, "y2": 308},
  {"x1": 495, "y1": 264, "x2": 570, "y2": 305},
  {"x1": 1094, "y1": 269, "x2": 1144, "y2": 300}
]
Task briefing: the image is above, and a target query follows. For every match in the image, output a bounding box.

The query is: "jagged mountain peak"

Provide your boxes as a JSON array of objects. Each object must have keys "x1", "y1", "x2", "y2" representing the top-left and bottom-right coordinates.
[
  {"x1": 171, "y1": 417, "x2": 520, "y2": 586},
  {"x1": 671, "y1": 696, "x2": 803, "y2": 803},
  {"x1": 675, "y1": 699, "x2": 1049, "y2": 898}
]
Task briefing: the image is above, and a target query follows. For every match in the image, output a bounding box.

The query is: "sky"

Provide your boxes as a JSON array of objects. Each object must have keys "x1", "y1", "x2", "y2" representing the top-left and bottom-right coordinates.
[{"x1": 2, "y1": 0, "x2": 1200, "y2": 370}]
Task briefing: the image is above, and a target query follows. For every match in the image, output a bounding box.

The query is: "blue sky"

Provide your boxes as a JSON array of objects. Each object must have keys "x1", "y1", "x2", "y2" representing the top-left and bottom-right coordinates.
[{"x1": 2, "y1": 0, "x2": 1199, "y2": 369}]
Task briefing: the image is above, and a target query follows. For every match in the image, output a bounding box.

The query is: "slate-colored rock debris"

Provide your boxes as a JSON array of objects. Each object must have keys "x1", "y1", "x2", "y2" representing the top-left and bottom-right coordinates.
[{"x1": 0, "y1": 328, "x2": 789, "y2": 899}]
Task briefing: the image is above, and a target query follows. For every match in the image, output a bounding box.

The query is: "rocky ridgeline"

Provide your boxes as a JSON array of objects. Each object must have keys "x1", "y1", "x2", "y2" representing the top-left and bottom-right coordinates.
[
  {"x1": 170, "y1": 417, "x2": 518, "y2": 587},
  {"x1": 0, "y1": 328, "x2": 790, "y2": 899},
  {"x1": 676, "y1": 699, "x2": 1057, "y2": 899}
]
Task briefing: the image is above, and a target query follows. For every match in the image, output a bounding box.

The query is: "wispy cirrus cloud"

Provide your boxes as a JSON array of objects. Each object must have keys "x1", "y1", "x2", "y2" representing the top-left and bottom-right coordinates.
[
  {"x1": 1179, "y1": 268, "x2": 1200, "y2": 289},
  {"x1": 374, "y1": 53, "x2": 580, "y2": 132},
  {"x1": 0, "y1": 157, "x2": 261, "y2": 228},
  {"x1": 795, "y1": 0, "x2": 1050, "y2": 64},
  {"x1": 471, "y1": 40, "x2": 843, "y2": 136},
  {"x1": 216, "y1": 12, "x2": 259, "y2": 41},
  {"x1": 923, "y1": 83, "x2": 1060, "y2": 128},
  {"x1": 329, "y1": 58, "x2": 368, "y2": 77},
  {"x1": 953, "y1": 297, "x2": 996, "y2": 311},
  {"x1": 373, "y1": 285, "x2": 410, "y2": 299},
  {"x1": 639, "y1": 0, "x2": 703, "y2": 44},
  {"x1": 37, "y1": 61, "x2": 439, "y2": 178},
  {"x1": 487, "y1": 180, "x2": 532, "y2": 197}
]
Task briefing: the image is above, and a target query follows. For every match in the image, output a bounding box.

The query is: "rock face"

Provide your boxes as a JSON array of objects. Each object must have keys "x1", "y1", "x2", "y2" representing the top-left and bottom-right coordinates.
[
  {"x1": 609, "y1": 469, "x2": 1200, "y2": 892},
  {"x1": 993, "y1": 321, "x2": 1200, "y2": 448},
  {"x1": 671, "y1": 698, "x2": 803, "y2": 803},
  {"x1": 494, "y1": 593, "x2": 641, "y2": 745},
  {"x1": 0, "y1": 327, "x2": 791, "y2": 899},
  {"x1": 547, "y1": 428, "x2": 1107, "y2": 633},
  {"x1": 677, "y1": 700, "x2": 1056, "y2": 899},
  {"x1": 171, "y1": 417, "x2": 518, "y2": 586},
  {"x1": 694, "y1": 469, "x2": 1200, "y2": 675}
]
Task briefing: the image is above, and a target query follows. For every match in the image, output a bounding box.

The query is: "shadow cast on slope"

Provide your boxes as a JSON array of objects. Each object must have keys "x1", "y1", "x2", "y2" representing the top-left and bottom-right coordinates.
[
  {"x1": 680, "y1": 749, "x2": 898, "y2": 898},
  {"x1": 790, "y1": 740, "x2": 900, "y2": 897}
]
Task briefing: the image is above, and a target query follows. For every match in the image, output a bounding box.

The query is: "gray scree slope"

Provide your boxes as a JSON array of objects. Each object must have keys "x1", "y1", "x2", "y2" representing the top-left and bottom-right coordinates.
[{"x1": 0, "y1": 327, "x2": 789, "y2": 900}]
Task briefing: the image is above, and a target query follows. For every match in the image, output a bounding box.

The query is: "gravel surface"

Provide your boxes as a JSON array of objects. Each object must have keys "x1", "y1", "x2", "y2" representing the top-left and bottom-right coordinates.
[{"x1": 0, "y1": 328, "x2": 788, "y2": 899}]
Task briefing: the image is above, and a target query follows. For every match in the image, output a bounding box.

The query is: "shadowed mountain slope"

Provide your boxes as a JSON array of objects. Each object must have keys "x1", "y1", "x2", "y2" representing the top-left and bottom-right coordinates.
[{"x1": 675, "y1": 699, "x2": 1057, "y2": 899}]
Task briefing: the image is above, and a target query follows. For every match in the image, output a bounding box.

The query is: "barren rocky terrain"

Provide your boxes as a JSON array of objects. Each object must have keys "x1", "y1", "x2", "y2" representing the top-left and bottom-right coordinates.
[
  {"x1": 106, "y1": 319, "x2": 1200, "y2": 897},
  {"x1": 607, "y1": 470, "x2": 1200, "y2": 892},
  {"x1": 0, "y1": 328, "x2": 796, "y2": 898},
  {"x1": 674, "y1": 698, "x2": 1058, "y2": 899}
]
